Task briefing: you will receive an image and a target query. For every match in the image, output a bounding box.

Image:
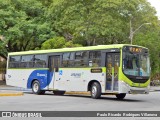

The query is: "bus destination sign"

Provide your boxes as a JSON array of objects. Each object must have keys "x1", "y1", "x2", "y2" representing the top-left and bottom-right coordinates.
[{"x1": 129, "y1": 47, "x2": 142, "y2": 53}]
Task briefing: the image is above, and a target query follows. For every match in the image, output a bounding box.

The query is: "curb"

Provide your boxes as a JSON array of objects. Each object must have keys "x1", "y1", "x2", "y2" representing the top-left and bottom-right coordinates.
[
  {"x1": 0, "y1": 92, "x2": 24, "y2": 96},
  {"x1": 150, "y1": 90, "x2": 160, "y2": 92},
  {"x1": 65, "y1": 92, "x2": 90, "y2": 95}
]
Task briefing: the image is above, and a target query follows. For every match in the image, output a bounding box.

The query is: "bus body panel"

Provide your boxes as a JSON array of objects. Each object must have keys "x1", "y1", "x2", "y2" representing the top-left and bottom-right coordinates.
[
  {"x1": 6, "y1": 69, "x2": 29, "y2": 88},
  {"x1": 6, "y1": 68, "x2": 106, "y2": 93},
  {"x1": 51, "y1": 68, "x2": 106, "y2": 92},
  {"x1": 118, "y1": 80, "x2": 149, "y2": 94},
  {"x1": 5, "y1": 44, "x2": 150, "y2": 96},
  {"x1": 6, "y1": 69, "x2": 52, "y2": 90}
]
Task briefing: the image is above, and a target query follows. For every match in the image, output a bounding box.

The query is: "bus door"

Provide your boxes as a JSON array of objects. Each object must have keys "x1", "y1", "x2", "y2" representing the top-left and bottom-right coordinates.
[
  {"x1": 106, "y1": 53, "x2": 120, "y2": 91},
  {"x1": 48, "y1": 55, "x2": 61, "y2": 89}
]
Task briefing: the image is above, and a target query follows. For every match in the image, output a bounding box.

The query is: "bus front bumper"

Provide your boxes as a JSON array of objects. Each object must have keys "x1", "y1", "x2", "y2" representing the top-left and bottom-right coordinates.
[{"x1": 119, "y1": 81, "x2": 149, "y2": 94}]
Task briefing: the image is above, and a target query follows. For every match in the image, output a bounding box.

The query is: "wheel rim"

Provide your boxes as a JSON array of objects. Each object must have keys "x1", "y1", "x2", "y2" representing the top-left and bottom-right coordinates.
[
  {"x1": 33, "y1": 82, "x2": 39, "y2": 92},
  {"x1": 92, "y1": 86, "x2": 97, "y2": 97}
]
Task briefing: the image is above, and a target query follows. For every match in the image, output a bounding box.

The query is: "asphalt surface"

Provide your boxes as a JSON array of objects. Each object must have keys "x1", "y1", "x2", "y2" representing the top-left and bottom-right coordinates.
[
  {"x1": 0, "y1": 85, "x2": 159, "y2": 97},
  {"x1": 0, "y1": 86, "x2": 160, "y2": 111},
  {"x1": 0, "y1": 85, "x2": 160, "y2": 120},
  {"x1": 0, "y1": 85, "x2": 160, "y2": 92}
]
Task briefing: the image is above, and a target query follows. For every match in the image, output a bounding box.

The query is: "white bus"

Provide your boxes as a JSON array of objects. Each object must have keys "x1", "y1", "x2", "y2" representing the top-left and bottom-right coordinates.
[{"x1": 6, "y1": 44, "x2": 150, "y2": 99}]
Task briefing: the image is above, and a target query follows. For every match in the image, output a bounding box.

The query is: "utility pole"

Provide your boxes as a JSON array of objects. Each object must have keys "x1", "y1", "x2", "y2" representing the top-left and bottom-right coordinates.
[{"x1": 129, "y1": 20, "x2": 151, "y2": 44}]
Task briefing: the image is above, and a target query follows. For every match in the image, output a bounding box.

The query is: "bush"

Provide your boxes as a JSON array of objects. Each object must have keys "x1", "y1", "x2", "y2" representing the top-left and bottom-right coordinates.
[{"x1": 0, "y1": 61, "x2": 6, "y2": 74}]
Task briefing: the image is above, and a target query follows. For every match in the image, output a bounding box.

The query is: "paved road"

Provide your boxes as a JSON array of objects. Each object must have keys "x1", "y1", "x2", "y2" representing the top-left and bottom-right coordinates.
[
  {"x1": 1, "y1": 91, "x2": 160, "y2": 120},
  {"x1": 0, "y1": 91, "x2": 160, "y2": 111}
]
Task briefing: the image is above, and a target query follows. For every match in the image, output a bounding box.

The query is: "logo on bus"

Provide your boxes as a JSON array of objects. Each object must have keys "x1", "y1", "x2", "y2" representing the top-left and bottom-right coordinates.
[
  {"x1": 71, "y1": 73, "x2": 81, "y2": 78},
  {"x1": 37, "y1": 73, "x2": 47, "y2": 77},
  {"x1": 59, "y1": 70, "x2": 63, "y2": 75}
]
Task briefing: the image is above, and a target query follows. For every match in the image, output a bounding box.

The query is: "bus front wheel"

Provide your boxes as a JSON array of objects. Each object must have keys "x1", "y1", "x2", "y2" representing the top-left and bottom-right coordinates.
[
  {"x1": 32, "y1": 80, "x2": 45, "y2": 95},
  {"x1": 115, "y1": 93, "x2": 126, "y2": 100},
  {"x1": 91, "y1": 82, "x2": 101, "y2": 99}
]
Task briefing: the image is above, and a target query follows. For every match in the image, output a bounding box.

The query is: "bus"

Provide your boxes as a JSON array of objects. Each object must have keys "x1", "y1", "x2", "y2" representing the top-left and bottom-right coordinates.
[{"x1": 6, "y1": 44, "x2": 150, "y2": 99}]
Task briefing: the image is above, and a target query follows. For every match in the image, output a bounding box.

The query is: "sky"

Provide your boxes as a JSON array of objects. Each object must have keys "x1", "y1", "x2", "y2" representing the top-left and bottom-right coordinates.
[{"x1": 147, "y1": 0, "x2": 160, "y2": 19}]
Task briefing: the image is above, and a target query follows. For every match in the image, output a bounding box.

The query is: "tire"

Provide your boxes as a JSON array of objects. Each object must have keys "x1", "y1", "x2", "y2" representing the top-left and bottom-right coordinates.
[
  {"x1": 116, "y1": 93, "x2": 126, "y2": 100},
  {"x1": 32, "y1": 80, "x2": 45, "y2": 95},
  {"x1": 90, "y1": 82, "x2": 101, "y2": 99},
  {"x1": 53, "y1": 91, "x2": 65, "y2": 95}
]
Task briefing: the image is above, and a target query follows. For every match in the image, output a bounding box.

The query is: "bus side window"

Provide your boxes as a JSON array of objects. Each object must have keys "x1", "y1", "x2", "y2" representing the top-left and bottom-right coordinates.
[
  {"x1": 68, "y1": 52, "x2": 75, "y2": 67},
  {"x1": 34, "y1": 55, "x2": 47, "y2": 68},
  {"x1": 89, "y1": 51, "x2": 101, "y2": 67},
  {"x1": 62, "y1": 53, "x2": 70, "y2": 67},
  {"x1": 75, "y1": 51, "x2": 88, "y2": 67},
  {"x1": 81, "y1": 51, "x2": 88, "y2": 66},
  {"x1": 20, "y1": 55, "x2": 34, "y2": 68},
  {"x1": 62, "y1": 52, "x2": 75, "y2": 67},
  {"x1": 9, "y1": 56, "x2": 21, "y2": 68}
]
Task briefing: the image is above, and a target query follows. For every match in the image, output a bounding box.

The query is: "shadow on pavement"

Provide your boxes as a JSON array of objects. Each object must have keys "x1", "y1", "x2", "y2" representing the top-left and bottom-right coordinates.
[{"x1": 24, "y1": 92, "x2": 144, "y2": 102}]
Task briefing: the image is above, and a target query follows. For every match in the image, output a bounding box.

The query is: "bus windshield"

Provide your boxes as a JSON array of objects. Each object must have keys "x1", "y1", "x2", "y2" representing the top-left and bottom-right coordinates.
[{"x1": 123, "y1": 47, "x2": 150, "y2": 77}]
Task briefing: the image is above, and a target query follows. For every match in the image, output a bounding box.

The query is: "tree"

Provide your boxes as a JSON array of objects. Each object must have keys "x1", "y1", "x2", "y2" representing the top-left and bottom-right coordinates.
[
  {"x1": 48, "y1": 0, "x2": 125, "y2": 45},
  {"x1": 134, "y1": 20, "x2": 160, "y2": 77},
  {"x1": 0, "y1": 0, "x2": 55, "y2": 59},
  {"x1": 41, "y1": 36, "x2": 82, "y2": 49},
  {"x1": 63, "y1": 41, "x2": 82, "y2": 48},
  {"x1": 41, "y1": 37, "x2": 66, "y2": 49},
  {"x1": 47, "y1": 0, "x2": 160, "y2": 78},
  {"x1": 0, "y1": 0, "x2": 160, "y2": 78},
  {"x1": 48, "y1": 0, "x2": 157, "y2": 46}
]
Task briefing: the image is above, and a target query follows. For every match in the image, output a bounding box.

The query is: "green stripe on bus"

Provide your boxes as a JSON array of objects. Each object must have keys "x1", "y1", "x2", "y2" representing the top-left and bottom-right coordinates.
[
  {"x1": 8, "y1": 44, "x2": 148, "y2": 56},
  {"x1": 60, "y1": 67, "x2": 106, "y2": 72}
]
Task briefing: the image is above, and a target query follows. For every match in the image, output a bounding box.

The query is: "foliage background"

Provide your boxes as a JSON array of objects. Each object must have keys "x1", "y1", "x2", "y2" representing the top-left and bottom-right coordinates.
[{"x1": 0, "y1": 0, "x2": 160, "y2": 79}]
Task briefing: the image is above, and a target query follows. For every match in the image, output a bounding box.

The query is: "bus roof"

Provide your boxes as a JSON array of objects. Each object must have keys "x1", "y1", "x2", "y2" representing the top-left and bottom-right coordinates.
[{"x1": 8, "y1": 44, "x2": 148, "y2": 56}]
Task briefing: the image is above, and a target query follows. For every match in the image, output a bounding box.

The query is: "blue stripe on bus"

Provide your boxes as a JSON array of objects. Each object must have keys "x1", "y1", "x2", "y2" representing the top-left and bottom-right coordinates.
[{"x1": 27, "y1": 70, "x2": 53, "y2": 89}]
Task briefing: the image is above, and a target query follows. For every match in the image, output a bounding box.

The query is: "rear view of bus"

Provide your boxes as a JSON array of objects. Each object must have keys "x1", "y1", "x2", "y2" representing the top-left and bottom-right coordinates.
[{"x1": 105, "y1": 45, "x2": 150, "y2": 99}]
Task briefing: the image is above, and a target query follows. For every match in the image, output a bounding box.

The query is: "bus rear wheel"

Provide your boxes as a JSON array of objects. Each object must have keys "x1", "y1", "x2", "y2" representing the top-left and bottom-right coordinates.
[
  {"x1": 115, "y1": 93, "x2": 126, "y2": 100},
  {"x1": 53, "y1": 91, "x2": 65, "y2": 95},
  {"x1": 91, "y1": 82, "x2": 101, "y2": 99},
  {"x1": 32, "y1": 80, "x2": 45, "y2": 95}
]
